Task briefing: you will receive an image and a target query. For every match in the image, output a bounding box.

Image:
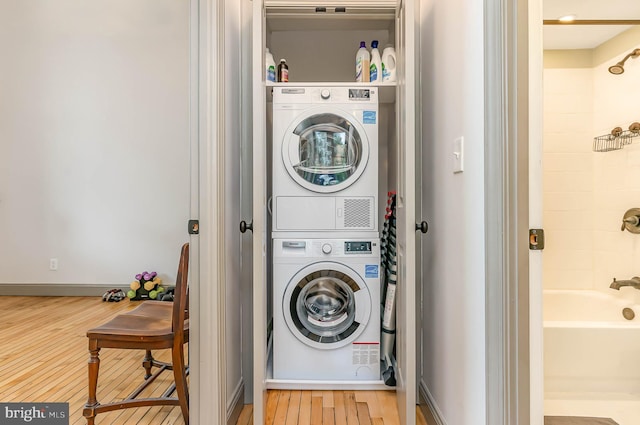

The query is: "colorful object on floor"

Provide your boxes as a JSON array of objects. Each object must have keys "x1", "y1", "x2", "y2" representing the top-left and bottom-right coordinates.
[
  {"x1": 127, "y1": 271, "x2": 164, "y2": 300},
  {"x1": 102, "y1": 289, "x2": 126, "y2": 302}
]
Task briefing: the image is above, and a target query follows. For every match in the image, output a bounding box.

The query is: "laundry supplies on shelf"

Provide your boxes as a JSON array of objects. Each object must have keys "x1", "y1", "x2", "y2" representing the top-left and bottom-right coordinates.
[
  {"x1": 265, "y1": 48, "x2": 276, "y2": 82},
  {"x1": 381, "y1": 46, "x2": 397, "y2": 83},
  {"x1": 277, "y1": 59, "x2": 289, "y2": 82},
  {"x1": 369, "y1": 40, "x2": 382, "y2": 83},
  {"x1": 355, "y1": 41, "x2": 370, "y2": 82}
]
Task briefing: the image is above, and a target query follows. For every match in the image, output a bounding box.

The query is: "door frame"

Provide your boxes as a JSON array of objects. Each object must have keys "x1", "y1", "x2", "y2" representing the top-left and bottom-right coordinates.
[
  {"x1": 484, "y1": 0, "x2": 531, "y2": 423},
  {"x1": 193, "y1": 0, "x2": 228, "y2": 423},
  {"x1": 197, "y1": 0, "x2": 537, "y2": 423}
]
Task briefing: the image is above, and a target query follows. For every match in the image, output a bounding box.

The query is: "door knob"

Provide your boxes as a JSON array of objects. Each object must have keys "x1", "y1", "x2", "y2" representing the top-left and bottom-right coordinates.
[
  {"x1": 239, "y1": 220, "x2": 253, "y2": 233},
  {"x1": 416, "y1": 221, "x2": 428, "y2": 234}
]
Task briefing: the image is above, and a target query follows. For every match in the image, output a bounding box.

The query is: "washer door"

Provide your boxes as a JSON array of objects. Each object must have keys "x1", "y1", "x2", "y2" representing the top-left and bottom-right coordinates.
[
  {"x1": 283, "y1": 262, "x2": 372, "y2": 350},
  {"x1": 282, "y1": 107, "x2": 370, "y2": 193}
]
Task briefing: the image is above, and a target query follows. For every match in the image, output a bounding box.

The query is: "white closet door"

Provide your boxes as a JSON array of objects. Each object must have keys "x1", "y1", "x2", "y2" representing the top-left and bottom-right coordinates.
[
  {"x1": 252, "y1": 1, "x2": 269, "y2": 424},
  {"x1": 395, "y1": 0, "x2": 418, "y2": 424}
]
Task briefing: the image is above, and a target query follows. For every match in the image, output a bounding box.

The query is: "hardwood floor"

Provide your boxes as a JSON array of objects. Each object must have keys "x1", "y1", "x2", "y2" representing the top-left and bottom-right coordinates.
[
  {"x1": 236, "y1": 390, "x2": 430, "y2": 425},
  {"x1": 0, "y1": 296, "x2": 184, "y2": 425},
  {"x1": 0, "y1": 296, "x2": 429, "y2": 425}
]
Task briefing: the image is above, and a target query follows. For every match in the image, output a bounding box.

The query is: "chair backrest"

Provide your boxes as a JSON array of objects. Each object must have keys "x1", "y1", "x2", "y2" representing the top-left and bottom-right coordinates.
[{"x1": 172, "y1": 243, "x2": 189, "y2": 341}]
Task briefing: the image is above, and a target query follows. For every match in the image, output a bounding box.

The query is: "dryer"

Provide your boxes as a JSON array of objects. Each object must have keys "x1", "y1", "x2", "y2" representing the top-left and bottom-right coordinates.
[
  {"x1": 272, "y1": 86, "x2": 378, "y2": 238},
  {"x1": 272, "y1": 238, "x2": 381, "y2": 382}
]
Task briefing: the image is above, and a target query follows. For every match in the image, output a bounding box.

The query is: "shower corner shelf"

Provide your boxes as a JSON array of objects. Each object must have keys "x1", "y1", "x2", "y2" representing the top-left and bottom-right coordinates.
[{"x1": 593, "y1": 122, "x2": 640, "y2": 152}]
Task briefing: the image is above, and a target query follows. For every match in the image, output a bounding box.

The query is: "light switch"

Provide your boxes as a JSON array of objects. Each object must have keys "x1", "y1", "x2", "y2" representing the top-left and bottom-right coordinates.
[{"x1": 453, "y1": 136, "x2": 464, "y2": 174}]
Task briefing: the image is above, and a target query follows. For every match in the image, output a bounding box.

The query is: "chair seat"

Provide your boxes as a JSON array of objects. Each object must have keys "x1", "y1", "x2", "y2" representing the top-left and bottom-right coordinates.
[
  {"x1": 88, "y1": 314, "x2": 189, "y2": 339},
  {"x1": 126, "y1": 301, "x2": 173, "y2": 319},
  {"x1": 87, "y1": 314, "x2": 173, "y2": 339}
]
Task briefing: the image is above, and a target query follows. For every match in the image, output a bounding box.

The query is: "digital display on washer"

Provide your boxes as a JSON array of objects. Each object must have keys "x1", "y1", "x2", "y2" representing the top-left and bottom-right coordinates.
[
  {"x1": 348, "y1": 89, "x2": 370, "y2": 100},
  {"x1": 344, "y1": 241, "x2": 372, "y2": 254}
]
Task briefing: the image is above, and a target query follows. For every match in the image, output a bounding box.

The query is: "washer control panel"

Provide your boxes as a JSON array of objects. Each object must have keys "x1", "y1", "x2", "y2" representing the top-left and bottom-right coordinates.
[
  {"x1": 344, "y1": 241, "x2": 372, "y2": 254},
  {"x1": 276, "y1": 239, "x2": 379, "y2": 258}
]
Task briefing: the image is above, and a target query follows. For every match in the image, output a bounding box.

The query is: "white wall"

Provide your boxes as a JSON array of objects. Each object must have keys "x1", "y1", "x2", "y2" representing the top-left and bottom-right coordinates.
[
  {"x1": 543, "y1": 38, "x2": 640, "y2": 294},
  {"x1": 419, "y1": 0, "x2": 487, "y2": 423},
  {"x1": 542, "y1": 67, "x2": 595, "y2": 290},
  {"x1": 0, "y1": 0, "x2": 190, "y2": 287}
]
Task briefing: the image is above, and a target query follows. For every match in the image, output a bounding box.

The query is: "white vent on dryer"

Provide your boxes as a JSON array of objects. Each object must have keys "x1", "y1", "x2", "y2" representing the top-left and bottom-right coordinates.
[{"x1": 338, "y1": 197, "x2": 374, "y2": 229}]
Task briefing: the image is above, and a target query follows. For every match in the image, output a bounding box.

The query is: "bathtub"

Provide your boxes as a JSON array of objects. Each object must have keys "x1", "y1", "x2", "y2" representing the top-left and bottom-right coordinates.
[{"x1": 544, "y1": 289, "x2": 640, "y2": 395}]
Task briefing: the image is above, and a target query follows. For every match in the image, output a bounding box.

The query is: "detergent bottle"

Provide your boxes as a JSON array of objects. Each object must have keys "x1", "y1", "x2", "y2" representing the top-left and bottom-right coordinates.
[
  {"x1": 355, "y1": 41, "x2": 370, "y2": 82},
  {"x1": 381, "y1": 46, "x2": 397, "y2": 83},
  {"x1": 265, "y1": 48, "x2": 276, "y2": 82},
  {"x1": 369, "y1": 40, "x2": 382, "y2": 83}
]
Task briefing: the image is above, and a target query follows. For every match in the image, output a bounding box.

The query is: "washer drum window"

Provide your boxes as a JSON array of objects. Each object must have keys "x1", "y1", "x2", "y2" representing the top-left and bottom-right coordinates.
[{"x1": 283, "y1": 264, "x2": 371, "y2": 350}]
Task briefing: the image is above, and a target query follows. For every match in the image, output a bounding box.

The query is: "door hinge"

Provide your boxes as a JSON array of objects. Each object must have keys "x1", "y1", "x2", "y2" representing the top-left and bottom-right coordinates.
[
  {"x1": 188, "y1": 220, "x2": 199, "y2": 235},
  {"x1": 529, "y1": 229, "x2": 544, "y2": 250}
]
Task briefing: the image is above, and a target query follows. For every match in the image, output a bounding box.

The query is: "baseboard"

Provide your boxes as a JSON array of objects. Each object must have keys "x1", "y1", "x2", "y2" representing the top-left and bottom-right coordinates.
[
  {"x1": 419, "y1": 379, "x2": 447, "y2": 425},
  {"x1": 227, "y1": 379, "x2": 244, "y2": 425},
  {"x1": 0, "y1": 284, "x2": 127, "y2": 297}
]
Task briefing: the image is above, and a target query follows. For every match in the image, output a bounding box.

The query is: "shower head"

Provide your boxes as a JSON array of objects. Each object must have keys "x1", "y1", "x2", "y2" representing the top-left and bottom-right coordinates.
[
  {"x1": 608, "y1": 63, "x2": 625, "y2": 75},
  {"x1": 608, "y1": 48, "x2": 640, "y2": 75}
]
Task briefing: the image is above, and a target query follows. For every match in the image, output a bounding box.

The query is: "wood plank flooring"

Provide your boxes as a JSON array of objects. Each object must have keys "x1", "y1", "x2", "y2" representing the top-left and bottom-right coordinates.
[
  {"x1": 0, "y1": 296, "x2": 184, "y2": 425},
  {"x1": 0, "y1": 296, "x2": 429, "y2": 425},
  {"x1": 236, "y1": 390, "x2": 430, "y2": 425}
]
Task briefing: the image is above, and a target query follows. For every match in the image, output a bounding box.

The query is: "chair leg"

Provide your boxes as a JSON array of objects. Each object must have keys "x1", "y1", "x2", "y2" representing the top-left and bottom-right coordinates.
[
  {"x1": 172, "y1": 345, "x2": 189, "y2": 424},
  {"x1": 142, "y1": 350, "x2": 154, "y2": 379},
  {"x1": 83, "y1": 342, "x2": 101, "y2": 425}
]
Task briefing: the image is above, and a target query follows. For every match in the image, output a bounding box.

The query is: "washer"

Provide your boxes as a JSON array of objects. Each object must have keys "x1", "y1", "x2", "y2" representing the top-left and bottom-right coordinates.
[
  {"x1": 272, "y1": 238, "x2": 381, "y2": 382},
  {"x1": 272, "y1": 86, "x2": 378, "y2": 238}
]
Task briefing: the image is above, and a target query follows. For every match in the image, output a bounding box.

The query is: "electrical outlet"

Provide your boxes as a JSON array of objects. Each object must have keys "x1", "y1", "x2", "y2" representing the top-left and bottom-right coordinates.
[{"x1": 49, "y1": 258, "x2": 58, "y2": 271}]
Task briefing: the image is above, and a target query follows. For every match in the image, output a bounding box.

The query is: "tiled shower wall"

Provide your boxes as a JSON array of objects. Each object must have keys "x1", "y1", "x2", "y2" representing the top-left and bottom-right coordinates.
[
  {"x1": 543, "y1": 52, "x2": 640, "y2": 292},
  {"x1": 592, "y1": 57, "x2": 640, "y2": 291},
  {"x1": 543, "y1": 67, "x2": 595, "y2": 290}
]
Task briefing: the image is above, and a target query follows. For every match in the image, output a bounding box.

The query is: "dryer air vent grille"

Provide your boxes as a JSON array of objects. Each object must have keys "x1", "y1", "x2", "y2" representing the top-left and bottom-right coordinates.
[{"x1": 344, "y1": 198, "x2": 372, "y2": 228}]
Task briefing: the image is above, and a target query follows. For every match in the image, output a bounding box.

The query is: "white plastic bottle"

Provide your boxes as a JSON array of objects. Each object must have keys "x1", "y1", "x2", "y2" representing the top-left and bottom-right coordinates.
[
  {"x1": 369, "y1": 40, "x2": 382, "y2": 83},
  {"x1": 381, "y1": 46, "x2": 397, "y2": 83},
  {"x1": 265, "y1": 48, "x2": 276, "y2": 82},
  {"x1": 355, "y1": 41, "x2": 370, "y2": 82}
]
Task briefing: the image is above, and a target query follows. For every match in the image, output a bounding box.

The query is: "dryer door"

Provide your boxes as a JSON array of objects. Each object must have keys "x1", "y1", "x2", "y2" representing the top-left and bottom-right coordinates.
[
  {"x1": 283, "y1": 261, "x2": 372, "y2": 350},
  {"x1": 283, "y1": 108, "x2": 370, "y2": 193}
]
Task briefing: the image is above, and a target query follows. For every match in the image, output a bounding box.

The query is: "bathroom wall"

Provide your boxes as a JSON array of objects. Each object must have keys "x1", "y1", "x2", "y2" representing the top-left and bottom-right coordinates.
[
  {"x1": 543, "y1": 26, "x2": 640, "y2": 293},
  {"x1": 543, "y1": 60, "x2": 595, "y2": 290},
  {"x1": 591, "y1": 39, "x2": 640, "y2": 293}
]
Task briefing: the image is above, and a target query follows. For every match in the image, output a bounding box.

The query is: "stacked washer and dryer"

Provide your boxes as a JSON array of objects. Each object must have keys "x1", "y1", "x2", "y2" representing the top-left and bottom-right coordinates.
[{"x1": 271, "y1": 86, "x2": 382, "y2": 385}]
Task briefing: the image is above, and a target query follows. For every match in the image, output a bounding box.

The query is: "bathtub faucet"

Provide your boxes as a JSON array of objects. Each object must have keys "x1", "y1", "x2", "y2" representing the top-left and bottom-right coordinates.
[{"x1": 610, "y1": 276, "x2": 640, "y2": 290}]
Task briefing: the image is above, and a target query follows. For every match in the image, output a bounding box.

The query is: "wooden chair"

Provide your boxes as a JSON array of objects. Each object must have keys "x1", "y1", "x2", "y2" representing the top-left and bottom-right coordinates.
[{"x1": 83, "y1": 243, "x2": 189, "y2": 424}]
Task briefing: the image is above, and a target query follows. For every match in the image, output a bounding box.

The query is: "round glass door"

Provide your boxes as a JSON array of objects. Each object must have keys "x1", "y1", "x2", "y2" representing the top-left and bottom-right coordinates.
[
  {"x1": 283, "y1": 262, "x2": 371, "y2": 350},
  {"x1": 283, "y1": 109, "x2": 370, "y2": 193}
]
